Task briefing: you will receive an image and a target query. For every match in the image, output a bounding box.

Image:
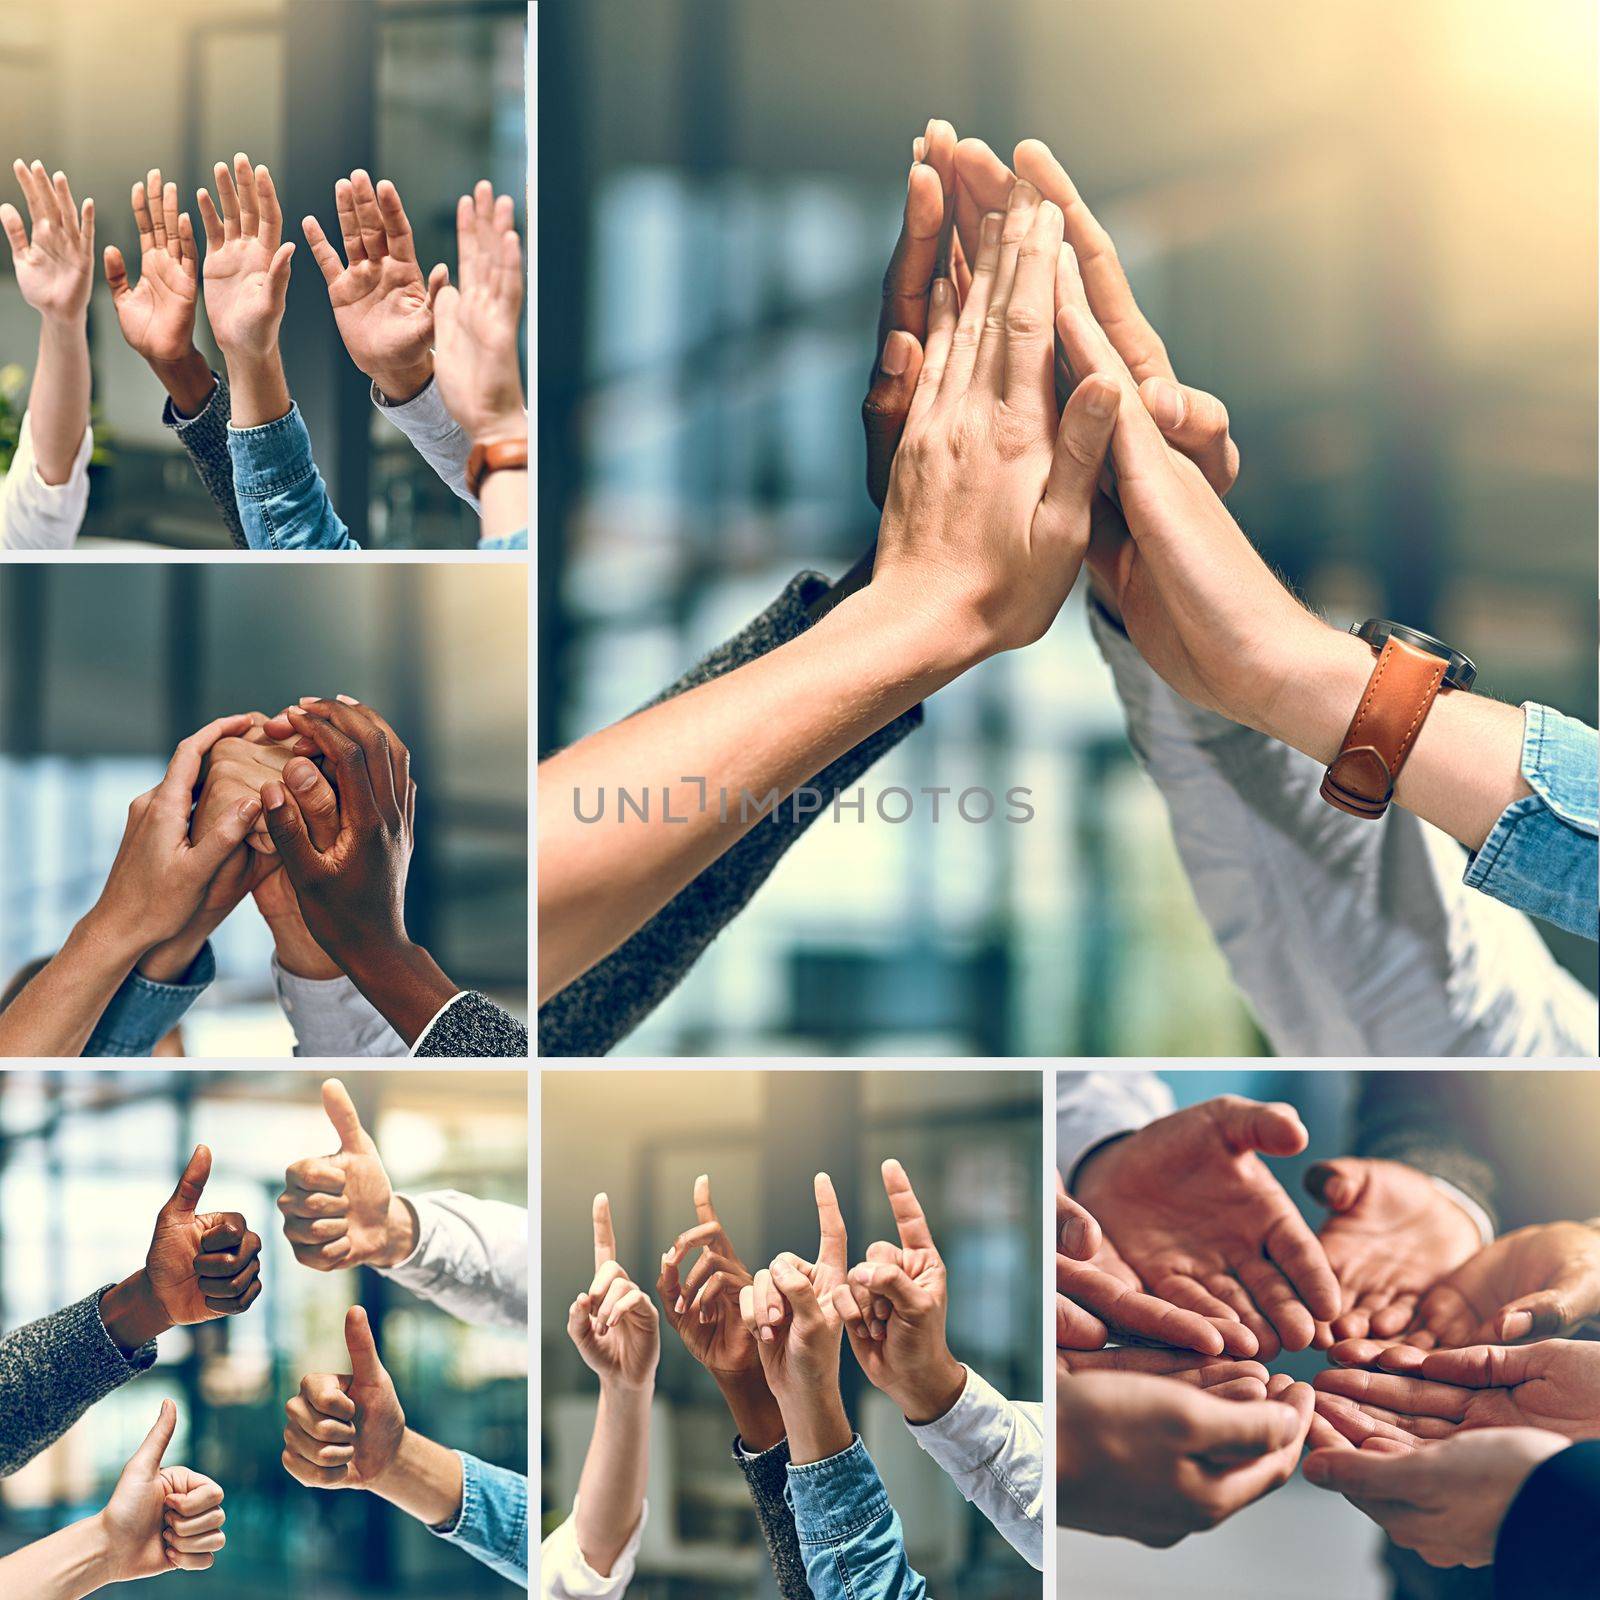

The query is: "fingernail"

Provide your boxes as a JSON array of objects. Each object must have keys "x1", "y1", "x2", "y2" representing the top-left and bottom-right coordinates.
[
  {"x1": 674, "y1": 1296, "x2": 685, "y2": 1314},
  {"x1": 768, "y1": 1305, "x2": 782, "y2": 1324},
  {"x1": 288, "y1": 760, "x2": 319, "y2": 792},
  {"x1": 1008, "y1": 179, "x2": 1038, "y2": 211},
  {"x1": 238, "y1": 798, "x2": 262, "y2": 822},
  {"x1": 930, "y1": 277, "x2": 953, "y2": 307},
  {"x1": 1500, "y1": 1311, "x2": 1533, "y2": 1340},
  {"x1": 261, "y1": 781, "x2": 286, "y2": 810},
  {"x1": 1085, "y1": 378, "x2": 1118, "y2": 420},
  {"x1": 1144, "y1": 378, "x2": 1184, "y2": 428},
  {"x1": 761, "y1": 1327, "x2": 774, "y2": 1343},
  {"x1": 981, "y1": 211, "x2": 1003, "y2": 247},
  {"x1": 335, "y1": 693, "x2": 360, "y2": 705},
  {"x1": 298, "y1": 696, "x2": 321, "y2": 706},
  {"x1": 880, "y1": 331, "x2": 910, "y2": 377}
]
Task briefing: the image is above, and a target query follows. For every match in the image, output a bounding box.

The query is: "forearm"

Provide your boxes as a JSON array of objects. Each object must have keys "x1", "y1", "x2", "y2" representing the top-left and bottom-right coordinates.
[
  {"x1": 27, "y1": 317, "x2": 91, "y2": 486},
  {"x1": 0, "y1": 1516, "x2": 114, "y2": 1600},
  {"x1": 537, "y1": 583, "x2": 967, "y2": 1001},
  {"x1": 343, "y1": 939, "x2": 460, "y2": 1047},
  {"x1": 222, "y1": 348, "x2": 292, "y2": 430},
  {"x1": 262, "y1": 912, "x2": 343, "y2": 981},
  {"x1": 477, "y1": 465, "x2": 526, "y2": 544},
  {"x1": 775, "y1": 1383, "x2": 853, "y2": 1468},
  {"x1": 370, "y1": 1428, "x2": 464, "y2": 1529},
  {"x1": 717, "y1": 1367, "x2": 787, "y2": 1453},
  {"x1": 573, "y1": 1382, "x2": 652, "y2": 1576},
  {"x1": 147, "y1": 347, "x2": 218, "y2": 421},
  {"x1": 137, "y1": 912, "x2": 224, "y2": 985},
  {"x1": 0, "y1": 911, "x2": 142, "y2": 1058}
]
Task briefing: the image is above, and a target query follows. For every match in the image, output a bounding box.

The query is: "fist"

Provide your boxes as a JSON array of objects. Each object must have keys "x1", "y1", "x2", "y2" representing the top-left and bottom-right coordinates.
[
  {"x1": 144, "y1": 1146, "x2": 263, "y2": 1328},
  {"x1": 281, "y1": 1306, "x2": 406, "y2": 1491}
]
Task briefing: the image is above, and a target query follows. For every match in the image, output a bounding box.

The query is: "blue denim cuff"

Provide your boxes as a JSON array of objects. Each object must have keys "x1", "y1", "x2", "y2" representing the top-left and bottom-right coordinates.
[
  {"x1": 432, "y1": 1450, "x2": 528, "y2": 1586},
  {"x1": 225, "y1": 404, "x2": 318, "y2": 498},
  {"x1": 785, "y1": 1437, "x2": 891, "y2": 1544},
  {"x1": 82, "y1": 943, "x2": 214, "y2": 1058},
  {"x1": 1517, "y1": 702, "x2": 1599, "y2": 833}
]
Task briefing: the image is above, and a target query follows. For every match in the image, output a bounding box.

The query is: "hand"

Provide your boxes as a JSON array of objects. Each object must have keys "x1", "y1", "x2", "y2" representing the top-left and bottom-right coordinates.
[
  {"x1": 1303, "y1": 1426, "x2": 1571, "y2": 1568},
  {"x1": 282, "y1": 1306, "x2": 406, "y2": 1492},
  {"x1": 1073, "y1": 1097, "x2": 1340, "y2": 1358},
  {"x1": 868, "y1": 180, "x2": 1118, "y2": 666},
  {"x1": 1314, "y1": 1339, "x2": 1600, "y2": 1445},
  {"x1": 104, "y1": 171, "x2": 199, "y2": 366},
  {"x1": 278, "y1": 1079, "x2": 413, "y2": 1271},
  {"x1": 193, "y1": 721, "x2": 311, "y2": 857},
  {"x1": 1056, "y1": 1184, "x2": 1244, "y2": 1358},
  {"x1": 1327, "y1": 1221, "x2": 1600, "y2": 1353},
  {"x1": 198, "y1": 154, "x2": 294, "y2": 358},
  {"x1": 569, "y1": 1194, "x2": 660, "y2": 1392},
  {"x1": 1056, "y1": 1345, "x2": 1270, "y2": 1402},
  {"x1": 833, "y1": 1159, "x2": 965, "y2": 1424},
  {"x1": 143, "y1": 1146, "x2": 263, "y2": 1327},
  {"x1": 431, "y1": 183, "x2": 524, "y2": 443},
  {"x1": 96, "y1": 1400, "x2": 227, "y2": 1580},
  {"x1": 1306, "y1": 1158, "x2": 1482, "y2": 1342},
  {"x1": 2, "y1": 159, "x2": 93, "y2": 323},
  {"x1": 657, "y1": 1174, "x2": 759, "y2": 1378},
  {"x1": 302, "y1": 171, "x2": 434, "y2": 402},
  {"x1": 1058, "y1": 1370, "x2": 1313, "y2": 1546}
]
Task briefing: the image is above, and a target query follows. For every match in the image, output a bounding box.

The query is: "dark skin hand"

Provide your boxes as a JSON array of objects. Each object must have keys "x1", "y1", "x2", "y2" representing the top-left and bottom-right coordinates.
[
  {"x1": 260, "y1": 698, "x2": 456, "y2": 1044},
  {"x1": 144, "y1": 1145, "x2": 263, "y2": 1326}
]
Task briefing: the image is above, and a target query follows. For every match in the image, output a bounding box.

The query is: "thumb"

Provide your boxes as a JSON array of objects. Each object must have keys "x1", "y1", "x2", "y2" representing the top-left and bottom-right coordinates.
[
  {"x1": 1056, "y1": 1189, "x2": 1102, "y2": 1261},
  {"x1": 268, "y1": 240, "x2": 295, "y2": 291},
  {"x1": 1038, "y1": 372, "x2": 1119, "y2": 524},
  {"x1": 344, "y1": 1305, "x2": 385, "y2": 1383},
  {"x1": 1416, "y1": 1343, "x2": 1535, "y2": 1389},
  {"x1": 165, "y1": 1145, "x2": 211, "y2": 1215},
  {"x1": 427, "y1": 261, "x2": 450, "y2": 305},
  {"x1": 1213, "y1": 1096, "x2": 1307, "y2": 1157},
  {"x1": 131, "y1": 1398, "x2": 178, "y2": 1473},
  {"x1": 862, "y1": 329, "x2": 924, "y2": 509},
  {"x1": 1305, "y1": 1157, "x2": 1367, "y2": 1213},
  {"x1": 104, "y1": 244, "x2": 129, "y2": 302},
  {"x1": 187, "y1": 793, "x2": 264, "y2": 879},
  {"x1": 261, "y1": 781, "x2": 324, "y2": 883},
  {"x1": 321, "y1": 1079, "x2": 371, "y2": 1154}
]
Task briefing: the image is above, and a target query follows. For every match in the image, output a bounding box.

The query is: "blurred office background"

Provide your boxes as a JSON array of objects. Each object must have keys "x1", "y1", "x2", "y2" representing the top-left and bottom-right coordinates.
[
  {"x1": 0, "y1": 566, "x2": 528, "y2": 1054},
  {"x1": 538, "y1": 0, "x2": 1599, "y2": 1057},
  {"x1": 0, "y1": 0, "x2": 526, "y2": 548},
  {"x1": 542, "y1": 1069, "x2": 1042, "y2": 1600},
  {"x1": 0, "y1": 1069, "x2": 528, "y2": 1598}
]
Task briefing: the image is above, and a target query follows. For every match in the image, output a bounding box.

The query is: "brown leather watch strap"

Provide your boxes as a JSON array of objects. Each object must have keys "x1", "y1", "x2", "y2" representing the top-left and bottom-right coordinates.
[
  {"x1": 466, "y1": 436, "x2": 528, "y2": 499},
  {"x1": 1320, "y1": 637, "x2": 1448, "y2": 819}
]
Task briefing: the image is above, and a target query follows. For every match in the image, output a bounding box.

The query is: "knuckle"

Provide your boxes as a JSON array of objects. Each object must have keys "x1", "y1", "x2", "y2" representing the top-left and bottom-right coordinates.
[{"x1": 1004, "y1": 303, "x2": 1045, "y2": 339}]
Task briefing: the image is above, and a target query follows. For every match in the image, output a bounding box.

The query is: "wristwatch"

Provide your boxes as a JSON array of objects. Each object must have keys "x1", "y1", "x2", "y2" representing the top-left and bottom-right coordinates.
[
  {"x1": 1319, "y1": 620, "x2": 1476, "y2": 820},
  {"x1": 466, "y1": 436, "x2": 528, "y2": 499}
]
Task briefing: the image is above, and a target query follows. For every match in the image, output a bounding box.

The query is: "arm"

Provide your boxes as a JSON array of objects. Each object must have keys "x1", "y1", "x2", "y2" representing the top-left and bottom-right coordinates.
[
  {"x1": 377, "y1": 1192, "x2": 528, "y2": 1329},
  {"x1": 1056, "y1": 1069, "x2": 1173, "y2": 1187},
  {"x1": 786, "y1": 1439, "x2": 928, "y2": 1600},
  {"x1": 537, "y1": 572, "x2": 921, "y2": 1056},
  {"x1": 412, "y1": 990, "x2": 528, "y2": 1058}
]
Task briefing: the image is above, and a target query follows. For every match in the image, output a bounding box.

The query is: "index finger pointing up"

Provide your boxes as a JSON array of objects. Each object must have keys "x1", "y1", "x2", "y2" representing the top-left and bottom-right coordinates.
[
  {"x1": 882, "y1": 1158, "x2": 936, "y2": 1253},
  {"x1": 814, "y1": 1172, "x2": 848, "y2": 1273},
  {"x1": 592, "y1": 1193, "x2": 617, "y2": 1269}
]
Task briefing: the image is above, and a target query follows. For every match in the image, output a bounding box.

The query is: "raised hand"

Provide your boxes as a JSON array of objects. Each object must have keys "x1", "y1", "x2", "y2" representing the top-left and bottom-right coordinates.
[
  {"x1": 105, "y1": 171, "x2": 199, "y2": 366},
  {"x1": 197, "y1": 154, "x2": 294, "y2": 358},
  {"x1": 657, "y1": 1174, "x2": 758, "y2": 1377},
  {"x1": 2, "y1": 159, "x2": 93, "y2": 323},
  {"x1": 278, "y1": 1079, "x2": 413, "y2": 1271},
  {"x1": 833, "y1": 1159, "x2": 965, "y2": 1423},
  {"x1": 282, "y1": 1306, "x2": 406, "y2": 1491},
  {"x1": 1306, "y1": 1158, "x2": 1482, "y2": 1343},
  {"x1": 98, "y1": 1400, "x2": 228, "y2": 1579},
  {"x1": 302, "y1": 171, "x2": 433, "y2": 402},
  {"x1": 143, "y1": 1146, "x2": 263, "y2": 1327},
  {"x1": 1072, "y1": 1097, "x2": 1340, "y2": 1359},
  {"x1": 1315, "y1": 1339, "x2": 1600, "y2": 1445},
  {"x1": 569, "y1": 1194, "x2": 660, "y2": 1392}
]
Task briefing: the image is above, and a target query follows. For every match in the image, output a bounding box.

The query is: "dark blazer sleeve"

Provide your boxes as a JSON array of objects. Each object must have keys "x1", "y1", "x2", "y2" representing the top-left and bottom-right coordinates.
[
  {"x1": 1494, "y1": 1439, "x2": 1600, "y2": 1599},
  {"x1": 0, "y1": 1289, "x2": 158, "y2": 1476},
  {"x1": 161, "y1": 371, "x2": 248, "y2": 549},
  {"x1": 538, "y1": 571, "x2": 924, "y2": 1056},
  {"x1": 413, "y1": 992, "x2": 529, "y2": 1058},
  {"x1": 730, "y1": 1435, "x2": 811, "y2": 1600},
  {"x1": 1349, "y1": 1071, "x2": 1500, "y2": 1230}
]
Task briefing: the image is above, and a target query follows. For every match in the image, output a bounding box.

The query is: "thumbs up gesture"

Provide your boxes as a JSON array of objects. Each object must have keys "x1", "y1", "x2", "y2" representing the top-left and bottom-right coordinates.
[
  {"x1": 143, "y1": 1146, "x2": 264, "y2": 1327},
  {"x1": 281, "y1": 1306, "x2": 407, "y2": 1492},
  {"x1": 278, "y1": 1079, "x2": 415, "y2": 1272}
]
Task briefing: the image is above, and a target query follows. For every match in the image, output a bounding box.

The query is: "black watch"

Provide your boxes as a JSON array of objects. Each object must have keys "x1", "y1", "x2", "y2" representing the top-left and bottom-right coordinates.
[{"x1": 1351, "y1": 619, "x2": 1476, "y2": 691}]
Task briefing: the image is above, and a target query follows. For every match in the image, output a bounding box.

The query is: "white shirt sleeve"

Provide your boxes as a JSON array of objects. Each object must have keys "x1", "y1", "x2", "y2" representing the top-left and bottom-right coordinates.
[
  {"x1": 377, "y1": 1191, "x2": 527, "y2": 1330},
  {"x1": 1090, "y1": 603, "x2": 1597, "y2": 1057},
  {"x1": 272, "y1": 957, "x2": 408, "y2": 1058},
  {"x1": 540, "y1": 1502, "x2": 646, "y2": 1600},
  {"x1": 370, "y1": 377, "x2": 478, "y2": 510},
  {"x1": 905, "y1": 1366, "x2": 1043, "y2": 1571},
  {"x1": 0, "y1": 410, "x2": 92, "y2": 549},
  {"x1": 1058, "y1": 1070, "x2": 1173, "y2": 1187}
]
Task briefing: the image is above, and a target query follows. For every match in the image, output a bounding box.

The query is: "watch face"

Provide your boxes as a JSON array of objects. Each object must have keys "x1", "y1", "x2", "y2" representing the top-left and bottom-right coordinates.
[{"x1": 1353, "y1": 619, "x2": 1477, "y2": 691}]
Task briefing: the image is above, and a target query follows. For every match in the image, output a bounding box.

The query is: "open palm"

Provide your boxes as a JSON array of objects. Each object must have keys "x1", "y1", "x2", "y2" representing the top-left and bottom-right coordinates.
[
  {"x1": 328, "y1": 257, "x2": 432, "y2": 373},
  {"x1": 2, "y1": 159, "x2": 93, "y2": 321},
  {"x1": 198, "y1": 155, "x2": 293, "y2": 356}
]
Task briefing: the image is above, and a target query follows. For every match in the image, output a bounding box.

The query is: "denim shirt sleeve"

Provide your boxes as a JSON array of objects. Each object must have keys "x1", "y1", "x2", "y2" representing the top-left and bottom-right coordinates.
[
  {"x1": 82, "y1": 943, "x2": 214, "y2": 1057},
  {"x1": 479, "y1": 530, "x2": 527, "y2": 549},
  {"x1": 431, "y1": 1451, "x2": 527, "y2": 1588},
  {"x1": 225, "y1": 404, "x2": 359, "y2": 550},
  {"x1": 1463, "y1": 704, "x2": 1598, "y2": 942},
  {"x1": 785, "y1": 1436, "x2": 928, "y2": 1600}
]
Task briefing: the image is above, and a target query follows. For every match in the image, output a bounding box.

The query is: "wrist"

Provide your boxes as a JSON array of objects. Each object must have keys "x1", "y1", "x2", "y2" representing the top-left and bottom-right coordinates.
[
  {"x1": 781, "y1": 1387, "x2": 853, "y2": 1467},
  {"x1": 818, "y1": 580, "x2": 988, "y2": 691},
  {"x1": 74, "y1": 903, "x2": 151, "y2": 972},
  {"x1": 344, "y1": 938, "x2": 459, "y2": 1048},
  {"x1": 372, "y1": 360, "x2": 434, "y2": 407},
  {"x1": 371, "y1": 1428, "x2": 465, "y2": 1529},
  {"x1": 39, "y1": 307, "x2": 89, "y2": 337},
  {"x1": 137, "y1": 919, "x2": 217, "y2": 984},
  {"x1": 222, "y1": 346, "x2": 292, "y2": 429},
  {"x1": 896, "y1": 1354, "x2": 967, "y2": 1426},
  {"x1": 263, "y1": 913, "x2": 344, "y2": 982},
  {"x1": 1249, "y1": 619, "x2": 1374, "y2": 759},
  {"x1": 715, "y1": 1366, "x2": 786, "y2": 1453},
  {"x1": 468, "y1": 407, "x2": 527, "y2": 448},
  {"x1": 99, "y1": 1269, "x2": 172, "y2": 1353},
  {"x1": 78, "y1": 1511, "x2": 119, "y2": 1588},
  {"x1": 372, "y1": 1194, "x2": 419, "y2": 1268},
  {"x1": 149, "y1": 348, "x2": 216, "y2": 419}
]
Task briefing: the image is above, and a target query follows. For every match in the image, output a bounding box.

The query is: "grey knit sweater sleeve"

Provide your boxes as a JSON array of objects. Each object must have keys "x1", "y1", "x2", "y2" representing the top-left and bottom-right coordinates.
[
  {"x1": 1350, "y1": 1072, "x2": 1499, "y2": 1230},
  {"x1": 161, "y1": 371, "x2": 248, "y2": 549},
  {"x1": 538, "y1": 572, "x2": 924, "y2": 1056},
  {"x1": 731, "y1": 1435, "x2": 811, "y2": 1600},
  {"x1": 1, "y1": 1287, "x2": 158, "y2": 1476},
  {"x1": 413, "y1": 992, "x2": 529, "y2": 1058}
]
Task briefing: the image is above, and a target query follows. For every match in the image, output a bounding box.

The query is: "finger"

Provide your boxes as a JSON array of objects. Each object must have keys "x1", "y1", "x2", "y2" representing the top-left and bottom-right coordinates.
[
  {"x1": 53, "y1": 172, "x2": 79, "y2": 244},
  {"x1": 880, "y1": 1158, "x2": 935, "y2": 1254},
  {"x1": 1303, "y1": 1158, "x2": 1367, "y2": 1213},
  {"x1": 1055, "y1": 1191, "x2": 1102, "y2": 1260},
  {"x1": 1413, "y1": 1344, "x2": 1534, "y2": 1390},
  {"x1": 133, "y1": 179, "x2": 158, "y2": 255},
  {"x1": 233, "y1": 154, "x2": 259, "y2": 236},
  {"x1": 281, "y1": 1215, "x2": 350, "y2": 1247},
  {"x1": 1263, "y1": 1209, "x2": 1343, "y2": 1326},
  {"x1": 321, "y1": 1078, "x2": 371, "y2": 1153},
  {"x1": 333, "y1": 178, "x2": 364, "y2": 263},
  {"x1": 254, "y1": 164, "x2": 282, "y2": 248},
  {"x1": 166, "y1": 1505, "x2": 226, "y2": 1537},
  {"x1": 163, "y1": 1145, "x2": 211, "y2": 1215},
  {"x1": 283, "y1": 707, "x2": 380, "y2": 830},
  {"x1": 0, "y1": 202, "x2": 27, "y2": 258},
  {"x1": 769, "y1": 1255, "x2": 826, "y2": 1334},
  {"x1": 688, "y1": 1270, "x2": 742, "y2": 1323},
  {"x1": 1037, "y1": 371, "x2": 1118, "y2": 529},
  {"x1": 1141, "y1": 377, "x2": 1239, "y2": 493},
  {"x1": 176, "y1": 210, "x2": 197, "y2": 270},
  {"x1": 970, "y1": 178, "x2": 1041, "y2": 395},
  {"x1": 260, "y1": 781, "x2": 326, "y2": 883},
  {"x1": 994, "y1": 194, "x2": 1062, "y2": 414},
  {"x1": 877, "y1": 158, "x2": 946, "y2": 355},
  {"x1": 279, "y1": 758, "x2": 339, "y2": 851},
  {"x1": 667, "y1": 1220, "x2": 729, "y2": 1261},
  {"x1": 1235, "y1": 1255, "x2": 1317, "y2": 1354},
  {"x1": 374, "y1": 178, "x2": 417, "y2": 264},
  {"x1": 162, "y1": 182, "x2": 181, "y2": 258},
  {"x1": 267, "y1": 239, "x2": 295, "y2": 292},
  {"x1": 187, "y1": 790, "x2": 266, "y2": 879},
  {"x1": 213, "y1": 162, "x2": 241, "y2": 239},
  {"x1": 1302, "y1": 1444, "x2": 1424, "y2": 1498},
  {"x1": 938, "y1": 206, "x2": 1004, "y2": 401},
  {"x1": 1369, "y1": 1296, "x2": 1420, "y2": 1340},
  {"x1": 290, "y1": 703, "x2": 394, "y2": 826},
  {"x1": 1055, "y1": 1253, "x2": 1224, "y2": 1356},
  {"x1": 302, "y1": 214, "x2": 344, "y2": 285},
  {"x1": 1055, "y1": 1291, "x2": 1111, "y2": 1351},
  {"x1": 1311, "y1": 1392, "x2": 1437, "y2": 1449},
  {"x1": 283, "y1": 1156, "x2": 347, "y2": 1199},
  {"x1": 29, "y1": 162, "x2": 60, "y2": 226},
  {"x1": 343, "y1": 1305, "x2": 384, "y2": 1383},
  {"x1": 1497, "y1": 1271, "x2": 1599, "y2": 1342},
  {"x1": 283, "y1": 1420, "x2": 355, "y2": 1470},
  {"x1": 950, "y1": 137, "x2": 1014, "y2": 265},
  {"x1": 813, "y1": 1172, "x2": 848, "y2": 1274},
  {"x1": 104, "y1": 244, "x2": 130, "y2": 304},
  {"x1": 350, "y1": 170, "x2": 388, "y2": 260},
  {"x1": 196, "y1": 185, "x2": 224, "y2": 250},
  {"x1": 1201, "y1": 1272, "x2": 1281, "y2": 1361},
  {"x1": 738, "y1": 1283, "x2": 761, "y2": 1341},
  {"x1": 299, "y1": 1373, "x2": 357, "y2": 1422},
  {"x1": 905, "y1": 276, "x2": 957, "y2": 425},
  {"x1": 1186, "y1": 1391, "x2": 1306, "y2": 1464},
  {"x1": 1312, "y1": 1368, "x2": 1472, "y2": 1421},
  {"x1": 592, "y1": 1193, "x2": 617, "y2": 1269},
  {"x1": 133, "y1": 1399, "x2": 179, "y2": 1472},
  {"x1": 680, "y1": 1248, "x2": 737, "y2": 1304},
  {"x1": 862, "y1": 329, "x2": 925, "y2": 508},
  {"x1": 10, "y1": 159, "x2": 43, "y2": 227},
  {"x1": 847, "y1": 1261, "x2": 932, "y2": 1318},
  {"x1": 1158, "y1": 1274, "x2": 1262, "y2": 1357}
]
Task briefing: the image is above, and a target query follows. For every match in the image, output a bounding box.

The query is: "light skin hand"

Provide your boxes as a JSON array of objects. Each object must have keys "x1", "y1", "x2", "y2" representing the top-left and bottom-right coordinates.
[
  {"x1": 832, "y1": 1159, "x2": 966, "y2": 1425},
  {"x1": 571, "y1": 1194, "x2": 661, "y2": 1393},
  {"x1": 277, "y1": 1079, "x2": 414, "y2": 1271},
  {"x1": 1303, "y1": 1426, "x2": 1570, "y2": 1568},
  {"x1": 1305, "y1": 1158, "x2": 1481, "y2": 1343},
  {"x1": 1057, "y1": 1369, "x2": 1313, "y2": 1546},
  {"x1": 1056, "y1": 1346, "x2": 1271, "y2": 1403},
  {"x1": 1073, "y1": 1097, "x2": 1341, "y2": 1359}
]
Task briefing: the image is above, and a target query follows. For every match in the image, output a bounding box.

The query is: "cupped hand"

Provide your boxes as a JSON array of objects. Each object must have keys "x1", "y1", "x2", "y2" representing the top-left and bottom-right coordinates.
[
  {"x1": 569, "y1": 1194, "x2": 660, "y2": 1391},
  {"x1": 1072, "y1": 1096, "x2": 1340, "y2": 1359},
  {"x1": 2, "y1": 159, "x2": 93, "y2": 322},
  {"x1": 105, "y1": 170, "x2": 199, "y2": 365},
  {"x1": 657, "y1": 1173, "x2": 758, "y2": 1378},
  {"x1": 1306, "y1": 1158, "x2": 1482, "y2": 1343},
  {"x1": 198, "y1": 154, "x2": 294, "y2": 356},
  {"x1": 144, "y1": 1146, "x2": 263, "y2": 1327},
  {"x1": 98, "y1": 1400, "x2": 228, "y2": 1580},
  {"x1": 1057, "y1": 1345, "x2": 1270, "y2": 1402},
  {"x1": 1303, "y1": 1426, "x2": 1571, "y2": 1569}
]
